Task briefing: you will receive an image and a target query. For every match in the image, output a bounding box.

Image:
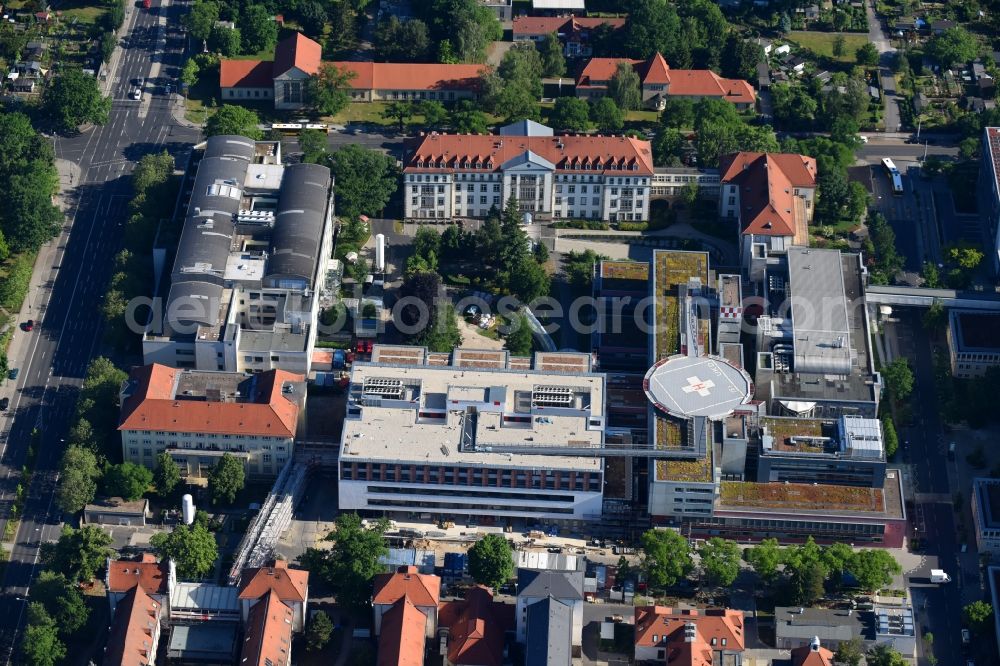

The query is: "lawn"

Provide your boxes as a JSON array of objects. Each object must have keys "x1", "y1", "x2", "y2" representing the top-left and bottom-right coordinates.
[
  {"x1": 323, "y1": 101, "x2": 506, "y2": 129},
  {"x1": 788, "y1": 31, "x2": 870, "y2": 63},
  {"x1": 60, "y1": 5, "x2": 106, "y2": 26}
]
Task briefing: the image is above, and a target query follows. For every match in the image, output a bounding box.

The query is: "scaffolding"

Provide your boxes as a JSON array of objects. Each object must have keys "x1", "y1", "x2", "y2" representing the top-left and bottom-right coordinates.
[{"x1": 227, "y1": 459, "x2": 310, "y2": 586}]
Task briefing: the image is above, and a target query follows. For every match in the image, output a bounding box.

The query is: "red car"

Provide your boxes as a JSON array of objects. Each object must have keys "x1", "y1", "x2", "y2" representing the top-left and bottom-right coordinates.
[
  {"x1": 142, "y1": 0, "x2": 151, "y2": 8},
  {"x1": 23, "y1": 320, "x2": 34, "y2": 332}
]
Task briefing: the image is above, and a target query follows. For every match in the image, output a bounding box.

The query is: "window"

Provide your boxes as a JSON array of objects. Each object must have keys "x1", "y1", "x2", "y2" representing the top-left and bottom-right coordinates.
[
  {"x1": 493, "y1": 196, "x2": 500, "y2": 204},
  {"x1": 263, "y1": 454, "x2": 272, "y2": 463},
  {"x1": 493, "y1": 184, "x2": 501, "y2": 192},
  {"x1": 568, "y1": 185, "x2": 575, "y2": 193},
  {"x1": 130, "y1": 448, "x2": 139, "y2": 457},
  {"x1": 480, "y1": 184, "x2": 487, "y2": 192},
  {"x1": 480, "y1": 196, "x2": 487, "y2": 204}
]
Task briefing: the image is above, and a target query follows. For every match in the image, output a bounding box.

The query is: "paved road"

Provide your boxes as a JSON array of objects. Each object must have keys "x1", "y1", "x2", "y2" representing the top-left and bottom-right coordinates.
[
  {"x1": 866, "y1": 1, "x2": 902, "y2": 132},
  {"x1": 0, "y1": 0, "x2": 199, "y2": 659},
  {"x1": 870, "y1": 161, "x2": 940, "y2": 269}
]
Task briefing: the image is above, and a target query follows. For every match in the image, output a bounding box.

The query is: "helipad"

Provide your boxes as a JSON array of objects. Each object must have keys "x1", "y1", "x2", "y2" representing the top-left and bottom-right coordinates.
[{"x1": 643, "y1": 355, "x2": 753, "y2": 419}]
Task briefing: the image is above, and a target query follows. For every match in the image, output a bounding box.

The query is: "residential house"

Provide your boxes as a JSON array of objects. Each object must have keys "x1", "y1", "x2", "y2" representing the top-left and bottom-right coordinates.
[
  {"x1": 931, "y1": 19, "x2": 956, "y2": 35},
  {"x1": 402, "y1": 120, "x2": 653, "y2": 223},
  {"x1": 791, "y1": 637, "x2": 834, "y2": 666},
  {"x1": 373, "y1": 566, "x2": 441, "y2": 637},
  {"x1": 576, "y1": 52, "x2": 756, "y2": 110},
  {"x1": 437, "y1": 585, "x2": 514, "y2": 666},
  {"x1": 515, "y1": 569, "x2": 584, "y2": 649},
  {"x1": 512, "y1": 15, "x2": 626, "y2": 58},
  {"x1": 105, "y1": 553, "x2": 170, "y2": 618},
  {"x1": 240, "y1": 589, "x2": 294, "y2": 666},
  {"x1": 717, "y1": 151, "x2": 817, "y2": 271},
  {"x1": 379, "y1": 597, "x2": 428, "y2": 666},
  {"x1": 104, "y1": 586, "x2": 163, "y2": 666},
  {"x1": 634, "y1": 607, "x2": 745, "y2": 664},
  {"x1": 238, "y1": 559, "x2": 310, "y2": 631},
  {"x1": 220, "y1": 32, "x2": 485, "y2": 107},
  {"x1": 524, "y1": 597, "x2": 572, "y2": 666},
  {"x1": 774, "y1": 607, "x2": 865, "y2": 650},
  {"x1": 118, "y1": 364, "x2": 306, "y2": 479}
]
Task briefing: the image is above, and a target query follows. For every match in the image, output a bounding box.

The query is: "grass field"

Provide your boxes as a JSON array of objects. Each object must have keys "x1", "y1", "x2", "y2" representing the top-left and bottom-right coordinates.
[
  {"x1": 61, "y1": 5, "x2": 105, "y2": 26},
  {"x1": 788, "y1": 31, "x2": 870, "y2": 63}
]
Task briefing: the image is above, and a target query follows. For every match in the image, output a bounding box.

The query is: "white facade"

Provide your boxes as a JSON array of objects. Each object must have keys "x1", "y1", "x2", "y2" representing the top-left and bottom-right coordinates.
[
  {"x1": 516, "y1": 595, "x2": 583, "y2": 646},
  {"x1": 648, "y1": 476, "x2": 718, "y2": 519},
  {"x1": 651, "y1": 168, "x2": 720, "y2": 198},
  {"x1": 973, "y1": 477, "x2": 1000, "y2": 557},
  {"x1": 121, "y1": 429, "x2": 293, "y2": 479}
]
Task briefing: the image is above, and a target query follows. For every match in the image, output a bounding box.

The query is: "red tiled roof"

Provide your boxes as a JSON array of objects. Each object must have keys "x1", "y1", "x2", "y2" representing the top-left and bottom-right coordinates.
[
  {"x1": 405, "y1": 132, "x2": 654, "y2": 175},
  {"x1": 718, "y1": 152, "x2": 817, "y2": 238},
  {"x1": 238, "y1": 559, "x2": 309, "y2": 603},
  {"x1": 106, "y1": 552, "x2": 169, "y2": 596},
  {"x1": 273, "y1": 32, "x2": 322, "y2": 77},
  {"x1": 512, "y1": 14, "x2": 626, "y2": 38},
  {"x1": 241, "y1": 590, "x2": 294, "y2": 666},
  {"x1": 666, "y1": 640, "x2": 714, "y2": 666},
  {"x1": 378, "y1": 597, "x2": 427, "y2": 666},
  {"x1": 791, "y1": 642, "x2": 835, "y2": 666},
  {"x1": 577, "y1": 52, "x2": 756, "y2": 105},
  {"x1": 328, "y1": 62, "x2": 486, "y2": 93},
  {"x1": 373, "y1": 566, "x2": 441, "y2": 608},
  {"x1": 437, "y1": 586, "x2": 513, "y2": 666},
  {"x1": 104, "y1": 586, "x2": 161, "y2": 666},
  {"x1": 635, "y1": 607, "x2": 746, "y2": 652},
  {"x1": 219, "y1": 59, "x2": 273, "y2": 89},
  {"x1": 118, "y1": 364, "x2": 304, "y2": 438}
]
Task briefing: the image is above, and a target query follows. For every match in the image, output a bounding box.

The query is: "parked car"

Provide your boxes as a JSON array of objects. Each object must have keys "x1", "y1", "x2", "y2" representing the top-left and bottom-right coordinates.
[
  {"x1": 23, "y1": 320, "x2": 33, "y2": 331},
  {"x1": 962, "y1": 628, "x2": 971, "y2": 645},
  {"x1": 0, "y1": 397, "x2": 9, "y2": 410},
  {"x1": 8, "y1": 368, "x2": 17, "y2": 380}
]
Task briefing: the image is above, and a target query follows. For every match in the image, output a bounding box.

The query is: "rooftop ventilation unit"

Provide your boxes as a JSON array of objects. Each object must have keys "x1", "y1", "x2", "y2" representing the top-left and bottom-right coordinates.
[
  {"x1": 532, "y1": 385, "x2": 573, "y2": 408},
  {"x1": 362, "y1": 377, "x2": 405, "y2": 400}
]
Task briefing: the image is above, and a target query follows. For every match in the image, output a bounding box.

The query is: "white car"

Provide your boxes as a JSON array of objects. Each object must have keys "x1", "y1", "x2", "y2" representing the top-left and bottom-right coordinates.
[
  {"x1": 859, "y1": 135, "x2": 869, "y2": 143},
  {"x1": 131, "y1": 88, "x2": 141, "y2": 100}
]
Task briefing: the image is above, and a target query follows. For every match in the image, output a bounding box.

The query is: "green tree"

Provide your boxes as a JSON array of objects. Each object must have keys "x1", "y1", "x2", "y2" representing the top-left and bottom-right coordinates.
[
  {"x1": 698, "y1": 537, "x2": 741, "y2": 587},
  {"x1": 867, "y1": 644, "x2": 908, "y2": 666},
  {"x1": 307, "y1": 63, "x2": 357, "y2": 116},
  {"x1": 622, "y1": 0, "x2": 680, "y2": 60},
  {"x1": 590, "y1": 97, "x2": 624, "y2": 132},
  {"x1": 771, "y1": 83, "x2": 818, "y2": 128},
  {"x1": 468, "y1": 534, "x2": 514, "y2": 589},
  {"x1": 304, "y1": 513, "x2": 389, "y2": 609},
  {"x1": 43, "y1": 68, "x2": 111, "y2": 133},
  {"x1": 56, "y1": 445, "x2": 100, "y2": 514},
  {"x1": 181, "y1": 58, "x2": 200, "y2": 88},
  {"x1": 422, "y1": 302, "x2": 463, "y2": 352},
  {"x1": 504, "y1": 314, "x2": 533, "y2": 356},
  {"x1": 205, "y1": 104, "x2": 262, "y2": 139},
  {"x1": 510, "y1": 256, "x2": 551, "y2": 304},
  {"x1": 154, "y1": 452, "x2": 182, "y2": 496},
  {"x1": 661, "y1": 97, "x2": 696, "y2": 129},
  {"x1": 608, "y1": 61, "x2": 641, "y2": 111},
  {"x1": 41, "y1": 525, "x2": 114, "y2": 582},
  {"x1": 450, "y1": 99, "x2": 490, "y2": 134},
  {"x1": 412, "y1": 227, "x2": 441, "y2": 268},
  {"x1": 832, "y1": 35, "x2": 846, "y2": 58},
  {"x1": 947, "y1": 245, "x2": 984, "y2": 271},
  {"x1": 238, "y1": 4, "x2": 278, "y2": 54},
  {"x1": 550, "y1": 97, "x2": 591, "y2": 132},
  {"x1": 418, "y1": 100, "x2": 448, "y2": 130},
  {"x1": 848, "y1": 549, "x2": 901, "y2": 592},
  {"x1": 641, "y1": 528, "x2": 693, "y2": 590},
  {"x1": 19, "y1": 606, "x2": 66, "y2": 666},
  {"x1": 307, "y1": 610, "x2": 334, "y2": 651},
  {"x1": 374, "y1": 17, "x2": 430, "y2": 62},
  {"x1": 721, "y1": 35, "x2": 763, "y2": 81},
  {"x1": 329, "y1": 144, "x2": 399, "y2": 220},
  {"x1": 881, "y1": 415, "x2": 899, "y2": 458},
  {"x1": 296, "y1": 1, "x2": 328, "y2": 39},
  {"x1": 835, "y1": 637, "x2": 865, "y2": 666},
  {"x1": 482, "y1": 43, "x2": 543, "y2": 122},
  {"x1": 30, "y1": 570, "x2": 90, "y2": 636},
  {"x1": 743, "y1": 537, "x2": 782, "y2": 582},
  {"x1": 498, "y1": 196, "x2": 529, "y2": 277},
  {"x1": 539, "y1": 32, "x2": 566, "y2": 78},
  {"x1": 881, "y1": 358, "x2": 914, "y2": 401},
  {"x1": 186, "y1": 0, "x2": 220, "y2": 42},
  {"x1": 653, "y1": 127, "x2": 685, "y2": 167},
  {"x1": 382, "y1": 101, "x2": 414, "y2": 133},
  {"x1": 922, "y1": 297, "x2": 946, "y2": 330},
  {"x1": 104, "y1": 462, "x2": 153, "y2": 501},
  {"x1": 298, "y1": 128, "x2": 329, "y2": 164},
  {"x1": 208, "y1": 453, "x2": 245, "y2": 504},
  {"x1": 928, "y1": 26, "x2": 980, "y2": 65},
  {"x1": 783, "y1": 537, "x2": 828, "y2": 605},
  {"x1": 856, "y1": 42, "x2": 879, "y2": 67},
  {"x1": 150, "y1": 522, "x2": 219, "y2": 579},
  {"x1": 208, "y1": 24, "x2": 241, "y2": 56},
  {"x1": 962, "y1": 600, "x2": 994, "y2": 634}
]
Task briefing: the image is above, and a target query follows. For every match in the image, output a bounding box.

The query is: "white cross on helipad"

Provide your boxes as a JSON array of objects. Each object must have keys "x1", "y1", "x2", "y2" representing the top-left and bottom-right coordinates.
[{"x1": 682, "y1": 376, "x2": 715, "y2": 397}]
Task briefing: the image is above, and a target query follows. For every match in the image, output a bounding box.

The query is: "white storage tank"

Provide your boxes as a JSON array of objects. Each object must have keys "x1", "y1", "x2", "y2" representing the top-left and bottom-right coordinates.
[
  {"x1": 181, "y1": 494, "x2": 195, "y2": 525},
  {"x1": 375, "y1": 233, "x2": 386, "y2": 272}
]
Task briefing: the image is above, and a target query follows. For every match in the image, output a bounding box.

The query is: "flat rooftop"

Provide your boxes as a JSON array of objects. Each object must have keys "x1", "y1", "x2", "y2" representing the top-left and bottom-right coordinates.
[
  {"x1": 952, "y1": 311, "x2": 1000, "y2": 351},
  {"x1": 167, "y1": 623, "x2": 238, "y2": 659},
  {"x1": 974, "y1": 478, "x2": 1000, "y2": 529},
  {"x1": 719, "y1": 479, "x2": 885, "y2": 514},
  {"x1": 760, "y1": 416, "x2": 838, "y2": 454},
  {"x1": 341, "y1": 358, "x2": 605, "y2": 470},
  {"x1": 787, "y1": 247, "x2": 852, "y2": 375},
  {"x1": 653, "y1": 250, "x2": 710, "y2": 361},
  {"x1": 600, "y1": 260, "x2": 650, "y2": 283}
]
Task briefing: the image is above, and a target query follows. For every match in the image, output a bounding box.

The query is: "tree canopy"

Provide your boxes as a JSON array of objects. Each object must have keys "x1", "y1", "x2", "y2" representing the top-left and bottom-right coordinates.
[
  {"x1": 329, "y1": 144, "x2": 399, "y2": 220},
  {"x1": 19, "y1": 604, "x2": 66, "y2": 666},
  {"x1": 928, "y1": 26, "x2": 980, "y2": 65},
  {"x1": 237, "y1": 3, "x2": 278, "y2": 54},
  {"x1": 204, "y1": 104, "x2": 262, "y2": 139},
  {"x1": 154, "y1": 451, "x2": 182, "y2": 496},
  {"x1": 30, "y1": 570, "x2": 90, "y2": 636},
  {"x1": 374, "y1": 17, "x2": 430, "y2": 61},
  {"x1": 641, "y1": 529, "x2": 692, "y2": 590},
  {"x1": 0, "y1": 112, "x2": 61, "y2": 253},
  {"x1": 539, "y1": 32, "x2": 566, "y2": 78},
  {"x1": 150, "y1": 522, "x2": 219, "y2": 579},
  {"x1": 301, "y1": 513, "x2": 389, "y2": 609},
  {"x1": 103, "y1": 462, "x2": 153, "y2": 501},
  {"x1": 42, "y1": 525, "x2": 114, "y2": 582},
  {"x1": 208, "y1": 452, "x2": 245, "y2": 504},
  {"x1": 468, "y1": 534, "x2": 514, "y2": 589},
  {"x1": 609, "y1": 62, "x2": 641, "y2": 111},
  {"x1": 847, "y1": 549, "x2": 901, "y2": 592},
  {"x1": 590, "y1": 97, "x2": 624, "y2": 132},
  {"x1": 962, "y1": 600, "x2": 994, "y2": 634},
  {"x1": 416, "y1": 0, "x2": 501, "y2": 63},
  {"x1": 743, "y1": 538, "x2": 782, "y2": 581},
  {"x1": 43, "y1": 68, "x2": 111, "y2": 133},
  {"x1": 881, "y1": 358, "x2": 914, "y2": 401},
  {"x1": 56, "y1": 445, "x2": 100, "y2": 514},
  {"x1": 307, "y1": 63, "x2": 357, "y2": 116},
  {"x1": 482, "y1": 43, "x2": 543, "y2": 122},
  {"x1": 551, "y1": 97, "x2": 591, "y2": 132},
  {"x1": 698, "y1": 537, "x2": 741, "y2": 587},
  {"x1": 504, "y1": 314, "x2": 533, "y2": 356}
]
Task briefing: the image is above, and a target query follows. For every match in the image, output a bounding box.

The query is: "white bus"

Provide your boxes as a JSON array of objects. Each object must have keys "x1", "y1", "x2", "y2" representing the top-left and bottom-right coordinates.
[
  {"x1": 269, "y1": 122, "x2": 331, "y2": 134},
  {"x1": 881, "y1": 157, "x2": 903, "y2": 195}
]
